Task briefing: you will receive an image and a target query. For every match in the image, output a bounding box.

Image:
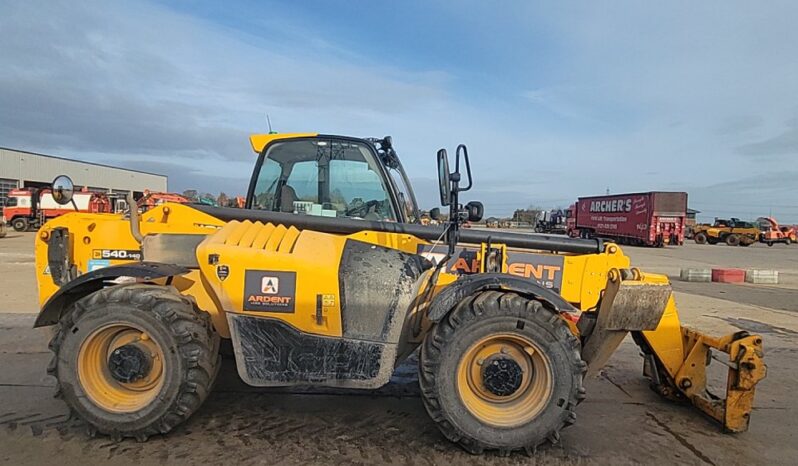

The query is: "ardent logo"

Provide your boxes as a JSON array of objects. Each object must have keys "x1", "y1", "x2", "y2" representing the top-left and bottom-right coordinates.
[
  {"x1": 244, "y1": 270, "x2": 296, "y2": 313},
  {"x1": 248, "y1": 295, "x2": 291, "y2": 305},
  {"x1": 417, "y1": 245, "x2": 565, "y2": 292},
  {"x1": 261, "y1": 277, "x2": 279, "y2": 294}
]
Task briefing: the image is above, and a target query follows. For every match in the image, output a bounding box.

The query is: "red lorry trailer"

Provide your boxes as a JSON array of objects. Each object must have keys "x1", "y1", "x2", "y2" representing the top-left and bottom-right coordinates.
[{"x1": 566, "y1": 191, "x2": 687, "y2": 247}]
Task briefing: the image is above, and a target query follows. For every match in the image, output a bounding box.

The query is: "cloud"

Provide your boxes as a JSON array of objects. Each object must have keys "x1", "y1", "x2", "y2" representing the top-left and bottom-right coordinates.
[
  {"x1": 0, "y1": 1, "x2": 451, "y2": 164},
  {"x1": 736, "y1": 117, "x2": 798, "y2": 157},
  {"x1": 717, "y1": 115, "x2": 765, "y2": 136},
  {"x1": 685, "y1": 171, "x2": 798, "y2": 222},
  {"x1": 1, "y1": 0, "x2": 797, "y2": 220},
  {"x1": 118, "y1": 159, "x2": 249, "y2": 195},
  {"x1": 521, "y1": 87, "x2": 593, "y2": 121}
]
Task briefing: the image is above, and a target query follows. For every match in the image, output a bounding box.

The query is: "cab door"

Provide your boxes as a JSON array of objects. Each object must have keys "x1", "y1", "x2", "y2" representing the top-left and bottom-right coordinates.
[{"x1": 206, "y1": 136, "x2": 429, "y2": 388}]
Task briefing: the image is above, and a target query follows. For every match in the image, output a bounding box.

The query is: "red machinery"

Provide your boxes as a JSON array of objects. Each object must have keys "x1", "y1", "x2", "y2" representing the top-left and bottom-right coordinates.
[
  {"x1": 2, "y1": 188, "x2": 112, "y2": 232},
  {"x1": 757, "y1": 217, "x2": 796, "y2": 246},
  {"x1": 136, "y1": 191, "x2": 190, "y2": 211},
  {"x1": 566, "y1": 192, "x2": 687, "y2": 247}
]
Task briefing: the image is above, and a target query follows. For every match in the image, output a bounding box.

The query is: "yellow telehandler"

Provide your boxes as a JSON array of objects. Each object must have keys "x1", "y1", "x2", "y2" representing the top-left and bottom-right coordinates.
[{"x1": 33, "y1": 134, "x2": 765, "y2": 454}]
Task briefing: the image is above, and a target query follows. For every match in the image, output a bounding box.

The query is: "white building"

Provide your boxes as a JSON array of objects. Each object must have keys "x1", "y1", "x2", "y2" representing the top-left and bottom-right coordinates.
[{"x1": 0, "y1": 147, "x2": 167, "y2": 207}]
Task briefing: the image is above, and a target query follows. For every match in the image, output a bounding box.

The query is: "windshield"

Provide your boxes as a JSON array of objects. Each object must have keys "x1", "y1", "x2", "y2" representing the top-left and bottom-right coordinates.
[{"x1": 250, "y1": 138, "x2": 398, "y2": 221}]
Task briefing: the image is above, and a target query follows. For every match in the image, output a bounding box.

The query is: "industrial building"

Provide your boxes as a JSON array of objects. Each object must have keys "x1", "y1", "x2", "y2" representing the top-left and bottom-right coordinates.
[{"x1": 0, "y1": 147, "x2": 167, "y2": 207}]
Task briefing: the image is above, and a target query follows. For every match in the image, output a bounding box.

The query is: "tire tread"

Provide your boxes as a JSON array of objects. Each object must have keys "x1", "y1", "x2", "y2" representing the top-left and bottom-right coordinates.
[
  {"x1": 419, "y1": 291, "x2": 585, "y2": 455},
  {"x1": 48, "y1": 284, "x2": 220, "y2": 441}
]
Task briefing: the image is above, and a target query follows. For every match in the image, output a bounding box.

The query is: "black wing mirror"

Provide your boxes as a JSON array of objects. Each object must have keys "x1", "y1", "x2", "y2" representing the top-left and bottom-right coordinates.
[
  {"x1": 435, "y1": 144, "x2": 478, "y2": 257},
  {"x1": 51, "y1": 175, "x2": 75, "y2": 205},
  {"x1": 436, "y1": 149, "x2": 450, "y2": 206},
  {"x1": 465, "y1": 201, "x2": 483, "y2": 222}
]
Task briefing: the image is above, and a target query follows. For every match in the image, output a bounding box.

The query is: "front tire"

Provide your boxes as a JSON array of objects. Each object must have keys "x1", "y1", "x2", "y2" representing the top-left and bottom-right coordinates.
[
  {"x1": 419, "y1": 291, "x2": 585, "y2": 454},
  {"x1": 725, "y1": 234, "x2": 740, "y2": 246},
  {"x1": 48, "y1": 284, "x2": 220, "y2": 440}
]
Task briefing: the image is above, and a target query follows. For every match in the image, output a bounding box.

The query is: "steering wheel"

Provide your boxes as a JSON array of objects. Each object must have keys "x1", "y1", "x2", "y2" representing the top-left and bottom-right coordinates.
[{"x1": 345, "y1": 199, "x2": 380, "y2": 218}]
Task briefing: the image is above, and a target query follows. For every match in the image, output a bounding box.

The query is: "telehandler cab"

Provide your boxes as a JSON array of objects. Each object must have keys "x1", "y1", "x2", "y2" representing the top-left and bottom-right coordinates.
[{"x1": 34, "y1": 134, "x2": 765, "y2": 454}]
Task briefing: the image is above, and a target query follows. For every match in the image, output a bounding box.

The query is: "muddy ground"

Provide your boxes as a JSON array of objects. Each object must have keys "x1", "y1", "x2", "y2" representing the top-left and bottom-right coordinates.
[{"x1": 1, "y1": 232, "x2": 796, "y2": 465}]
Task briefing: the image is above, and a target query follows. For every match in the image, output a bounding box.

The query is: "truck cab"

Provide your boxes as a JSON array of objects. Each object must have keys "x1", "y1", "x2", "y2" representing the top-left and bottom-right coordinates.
[
  {"x1": 4, "y1": 188, "x2": 113, "y2": 231},
  {"x1": 566, "y1": 203, "x2": 577, "y2": 237}
]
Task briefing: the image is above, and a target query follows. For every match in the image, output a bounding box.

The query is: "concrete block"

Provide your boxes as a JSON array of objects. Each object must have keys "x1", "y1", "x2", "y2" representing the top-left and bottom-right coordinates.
[
  {"x1": 745, "y1": 269, "x2": 779, "y2": 284},
  {"x1": 680, "y1": 268, "x2": 711, "y2": 282},
  {"x1": 712, "y1": 268, "x2": 745, "y2": 283}
]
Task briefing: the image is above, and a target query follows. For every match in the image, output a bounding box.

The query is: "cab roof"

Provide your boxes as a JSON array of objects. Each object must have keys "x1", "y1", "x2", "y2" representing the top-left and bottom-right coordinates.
[{"x1": 249, "y1": 133, "x2": 318, "y2": 153}]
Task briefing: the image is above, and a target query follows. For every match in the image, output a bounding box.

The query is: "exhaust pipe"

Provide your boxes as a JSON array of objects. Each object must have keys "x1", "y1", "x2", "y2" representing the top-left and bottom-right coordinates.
[{"x1": 126, "y1": 192, "x2": 144, "y2": 244}]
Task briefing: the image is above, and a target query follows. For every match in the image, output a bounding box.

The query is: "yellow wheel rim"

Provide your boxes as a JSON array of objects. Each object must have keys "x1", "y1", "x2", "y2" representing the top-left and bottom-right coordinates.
[
  {"x1": 77, "y1": 323, "x2": 165, "y2": 413},
  {"x1": 456, "y1": 333, "x2": 553, "y2": 428}
]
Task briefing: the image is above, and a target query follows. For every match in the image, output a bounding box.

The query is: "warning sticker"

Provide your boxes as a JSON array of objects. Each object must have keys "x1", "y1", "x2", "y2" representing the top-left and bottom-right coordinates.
[
  {"x1": 217, "y1": 265, "x2": 230, "y2": 281},
  {"x1": 243, "y1": 270, "x2": 296, "y2": 312}
]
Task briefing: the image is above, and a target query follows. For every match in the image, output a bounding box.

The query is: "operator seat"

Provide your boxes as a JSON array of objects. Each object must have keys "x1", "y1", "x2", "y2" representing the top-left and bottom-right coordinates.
[{"x1": 280, "y1": 185, "x2": 298, "y2": 213}]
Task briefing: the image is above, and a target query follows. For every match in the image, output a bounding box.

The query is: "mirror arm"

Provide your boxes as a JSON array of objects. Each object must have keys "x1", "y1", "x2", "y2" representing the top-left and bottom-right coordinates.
[
  {"x1": 456, "y1": 144, "x2": 472, "y2": 191},
  {"x1": 447, "y1": 184, "x2": 460, "y2": 257}
]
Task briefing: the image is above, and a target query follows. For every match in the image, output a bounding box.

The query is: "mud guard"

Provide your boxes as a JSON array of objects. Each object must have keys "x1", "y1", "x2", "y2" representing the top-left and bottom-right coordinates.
[
  {"x1": 34, "y1": 262, "x2": 189, "y2": 328},
  {"x1": 426, "y1": 273, "x2": 578, "y2": 323},
  {"x1": 228, "y1": 314, "x2": 396, "y2": 389}
]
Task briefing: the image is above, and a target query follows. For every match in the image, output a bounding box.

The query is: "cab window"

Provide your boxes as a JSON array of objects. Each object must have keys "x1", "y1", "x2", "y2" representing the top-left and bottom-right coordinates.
[
  {"x1": 4, "y1": 197, "x2": 17, "y2": 207},
  {"x1": 251, "y1": 139, "x2": 397, "y2": 221},
  {"x1": 387, "y1": 168, "x2": 417, "y2": 223}
]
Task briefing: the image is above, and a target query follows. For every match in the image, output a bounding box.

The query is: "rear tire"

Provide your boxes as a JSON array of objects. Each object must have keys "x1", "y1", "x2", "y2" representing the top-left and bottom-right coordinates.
[
  {"x1": 48, "y1": 284, "x2": 220, "y2": 440},
  {"x1": 725, "y1": 234, "x2": 740, "y2": 247},
  {"x1": 419, "y1": 291, "x2": 585, "y2": 454},
  {"x1": 12, "y1": 217, "x2": 28, "y2": 232},
  {"x1": 694, "y1": 232, "x2": 707, "y2": 245}
]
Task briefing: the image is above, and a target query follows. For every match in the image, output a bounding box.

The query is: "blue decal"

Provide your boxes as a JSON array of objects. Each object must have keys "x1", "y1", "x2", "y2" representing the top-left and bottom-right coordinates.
[{"x1": 87, "y1": 259, "x2": 111, "y2": 272}]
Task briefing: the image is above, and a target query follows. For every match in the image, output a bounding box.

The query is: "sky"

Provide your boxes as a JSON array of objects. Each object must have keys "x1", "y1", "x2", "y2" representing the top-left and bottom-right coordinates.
[{"x1": 1, "y1": 1, "x2": 796, "y2": 222}]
